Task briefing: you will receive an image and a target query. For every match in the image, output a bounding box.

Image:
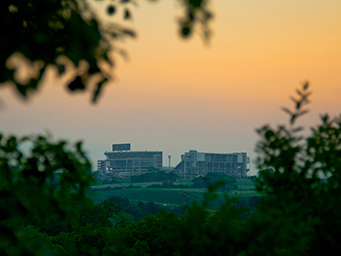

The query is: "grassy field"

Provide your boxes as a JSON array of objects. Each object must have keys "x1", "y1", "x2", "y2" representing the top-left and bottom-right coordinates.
[
  {"x1": 88, "y1": 188, "x2": 197, "y2": 206},
  {"x1": 92, "y1": 181, "x2": 193, "y2": 189},
  {"x1": 237, "y1": 182, "x2": 256, "y2": 187},
  {"x1": 88, "y1": 179, "x2": 259, "y2": 207}
]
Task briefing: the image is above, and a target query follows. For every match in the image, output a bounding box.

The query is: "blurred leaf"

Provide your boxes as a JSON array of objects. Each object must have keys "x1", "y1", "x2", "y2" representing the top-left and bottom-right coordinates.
[
  {"x1": 107, "y1": 5, "x2": 116, "y2": 15},
  {"x1": 282, "y1": 107, "x2": 293, "y2": 116},
  {"x1": 181, "y1": 24, "x2": 192, "y2": 38},
  {"x1": 303, "y1": 81, "x2": 310, "y2": 90},
  {"x1": 292, "y1": 127, "x2": 304, "y2": 133},
  {"x1": 297, "y1": 109, "x2": 309, "y2": 118},
  {"x1": 92, "y1": 78, "x2": 107, "y2": 103},
  {"x1": 124, "y1": 9, "x2": 131, "y2": 20},
  {"x1": 67, "y1": 76, "x2": 85, "y2": 91}
]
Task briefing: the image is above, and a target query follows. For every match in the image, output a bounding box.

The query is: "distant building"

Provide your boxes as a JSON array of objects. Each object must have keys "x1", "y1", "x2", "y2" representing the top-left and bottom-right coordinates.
[
  {"x1": 97, "y1": 143, "x2": 162, "y2": 177},
  {"x1": 174, "y1": 150, "x2": 250, "y2": 180}
]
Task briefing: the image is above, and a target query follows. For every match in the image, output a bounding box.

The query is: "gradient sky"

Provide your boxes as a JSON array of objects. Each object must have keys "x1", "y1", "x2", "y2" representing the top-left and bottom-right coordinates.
[{"x1": 1, "y1": 0, "x2": 341, "y2": 175}]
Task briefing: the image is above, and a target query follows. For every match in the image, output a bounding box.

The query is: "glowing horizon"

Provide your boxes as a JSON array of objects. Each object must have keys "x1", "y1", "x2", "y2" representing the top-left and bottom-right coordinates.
[{"x1": 1, "y1": 0, "x2": 341, "y2": 174}]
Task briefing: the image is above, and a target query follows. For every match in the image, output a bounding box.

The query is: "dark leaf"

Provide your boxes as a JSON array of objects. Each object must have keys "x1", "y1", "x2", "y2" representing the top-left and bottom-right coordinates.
[
  {"x1": 67, "y1": 76, "x2": 85, "y2": 91},
  {"x1": 121, "y1": 29, "x2": 136, "y2": 37},
  {"x1": 290, "y1": 114, "x2": 297, "y2": 125},
  {"x1": 297, "y1": 109, "x2": 309, "y2": 118},
  {"x1": 108, "y1": 5, "x2": 116, "y2": 15},
  {"x1": 290, "y1": 96, "x2": 298, "y2": 104},
  {"x1": 181, "y1": 24, "x2": 191, "y2": 38},
  {"x1": 303, "y1": 81, "x2": 310, "y2": 90},
  {"x1": 296, "y1": 89, "x2": 303, "y2": 97},
  {"x1": 292, "y1": 127, "x2": 304, "y2": 133},
  {"x1": 57, "y1": 64, "x2": 65, "y2": 74},
  {"x1": 92, "y1": 78, "x2": 108, "y2": 103},
  {"x1": 281, "y1": 107, "x2": 293, "y2": 116},
  {"x1": 296, "y1": 101, "x2": 301, "y2": 110},
  {"x1": 124, "y1": 9, "x2": 131, "y2": 20}
]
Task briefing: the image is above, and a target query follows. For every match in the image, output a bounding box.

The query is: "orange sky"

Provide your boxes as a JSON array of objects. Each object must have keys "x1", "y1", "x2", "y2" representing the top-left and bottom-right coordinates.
[{"x1": 1, "y1": 0, "x2": 341, "y2": 174}]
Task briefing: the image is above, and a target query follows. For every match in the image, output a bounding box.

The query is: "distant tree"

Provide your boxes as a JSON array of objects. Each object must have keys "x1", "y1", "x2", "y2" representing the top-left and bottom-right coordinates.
[
  {"x1": 106, "y1": 196, "x2": 131, "y2": 209},
  {"x1": 164, "y1": 171, "x2": 178, "y2": 182},
  {"x1": 144, "y1": 201, "x2": 162, "y2": 216},
  {"x1": 124, "y1": 204, "x2": 144, "y2": 220},
  {"x1": 102, "y1": 177, "x2": 119, "y2": 185},
  {"x1": 131, "y1": 171, "x2": 178, "y2": 183},
  {"x1": 170, "y1": 197, "x2": 246, "y2": 256},
  {"x1": 49, "y1": 224, "x2": 107, "y2": 256},
  {"x1": 146, "y1": 166, "x2": 159, "y2": 172},
  {"x1": 78, "y1": 201, "x2": 113, "y2": 228},
  {"x1": 192, "y1": 172, "x2": 237, "y2": 191},
  {"x1": 75, "y1": 225, "x2": 106, "y2": 256},
  {"x1": 101, "y1": 200, "x2": 122, "y2": 217},
  {"x1": 104, "y1": 214, "x2": 178, "y2": 256},
  {"x1": 110, "y1": 210, "x2": 134, "y2": 227}
]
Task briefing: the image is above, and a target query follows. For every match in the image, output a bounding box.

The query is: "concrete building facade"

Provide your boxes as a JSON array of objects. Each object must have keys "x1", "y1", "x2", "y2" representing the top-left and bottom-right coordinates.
[
  {"x1": 97, "y1": 143, "x2": 162, "y2": 177},
  {"x1": 175, "y1": 150, "x2": 250, "y2": 180}
]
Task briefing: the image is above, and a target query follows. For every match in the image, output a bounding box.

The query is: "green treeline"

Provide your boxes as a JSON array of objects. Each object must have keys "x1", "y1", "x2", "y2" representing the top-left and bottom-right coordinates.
[
  {"x1": 130, "y1": 171, "x2": 178, "y2": 183},
  {"x1": 3, "y1": 191, "x2": 260, "y2": 256},
  {"x1": 132, "y1": 171, "x2": 237, "y2": 192},
  {"x1": 191, "y1": 172, "x2": 238, "y2": 191}
]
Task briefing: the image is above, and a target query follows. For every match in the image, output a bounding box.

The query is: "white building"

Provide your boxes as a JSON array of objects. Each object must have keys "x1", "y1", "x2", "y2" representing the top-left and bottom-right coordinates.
[
  {"x1": 175, "y1": 150, "x2": 250, "y2": 180},
  {"x1": 97, "y1": 143, "x2": 162, "y2": 177}
]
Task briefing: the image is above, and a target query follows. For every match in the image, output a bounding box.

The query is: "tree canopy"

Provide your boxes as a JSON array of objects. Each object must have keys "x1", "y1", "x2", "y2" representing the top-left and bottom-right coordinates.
[
  {"x1": 0, "y1": 133, "x2": 93, "y2": 255},
  {"x1": 1, "y1": 0, "x2": 212, "y2": 102}
]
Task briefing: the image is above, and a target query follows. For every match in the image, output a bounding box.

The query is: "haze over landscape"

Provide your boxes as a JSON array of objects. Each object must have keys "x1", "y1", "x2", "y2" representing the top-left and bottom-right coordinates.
[{"x1": 1, "y1": 0, "x2": 341, "y2": 175}]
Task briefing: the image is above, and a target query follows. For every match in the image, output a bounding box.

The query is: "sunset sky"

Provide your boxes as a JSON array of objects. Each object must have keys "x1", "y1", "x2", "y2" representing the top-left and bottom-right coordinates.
[{"x1": 1, "y1": 0, "x2": 341, "y2": 175}]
